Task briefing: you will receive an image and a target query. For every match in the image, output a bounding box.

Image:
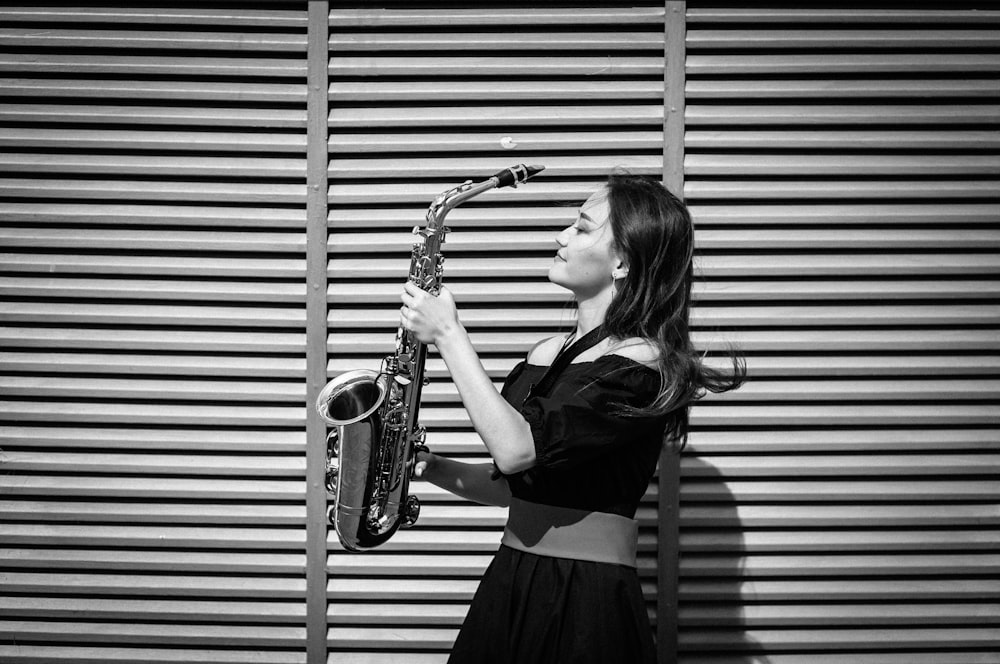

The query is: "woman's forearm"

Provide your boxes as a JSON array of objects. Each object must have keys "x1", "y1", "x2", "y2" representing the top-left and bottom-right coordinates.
[
  {"x1": 418, "y1": 453, "x2": 511, "y2": 507},
  {"x1": 434, "y1": 325, "x2": 537, "y2": 474}
]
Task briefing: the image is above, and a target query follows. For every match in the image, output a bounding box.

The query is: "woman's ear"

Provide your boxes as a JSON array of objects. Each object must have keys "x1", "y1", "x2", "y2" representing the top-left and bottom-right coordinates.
[{"x1": 612, "y1": 259, "x2": 629, "y2": 280}]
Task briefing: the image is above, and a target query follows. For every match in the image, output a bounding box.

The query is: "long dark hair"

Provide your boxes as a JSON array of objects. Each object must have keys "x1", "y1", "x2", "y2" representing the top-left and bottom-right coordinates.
[{"x1": 601, "y1": 171, "x2": 745, "y2": 447}]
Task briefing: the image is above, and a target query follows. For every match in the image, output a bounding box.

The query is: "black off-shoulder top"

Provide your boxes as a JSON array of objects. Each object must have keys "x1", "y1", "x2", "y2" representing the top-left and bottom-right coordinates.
[{"x1": 495, "y1": 354, "x2": 668, "y2": 518}]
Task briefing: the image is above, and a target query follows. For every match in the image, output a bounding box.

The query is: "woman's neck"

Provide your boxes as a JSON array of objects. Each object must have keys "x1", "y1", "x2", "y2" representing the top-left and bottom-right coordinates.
[{"x1": 574, "y1": 287, "x2": 613, "y2": 337}]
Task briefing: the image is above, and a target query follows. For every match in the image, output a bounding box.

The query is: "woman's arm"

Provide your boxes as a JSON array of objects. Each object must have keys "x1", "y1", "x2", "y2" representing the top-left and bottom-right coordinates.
[
  {"x1": 415, "y1": 450, "x2": 511, "y2": 507},
  {"x1": 401, "y1": 283, "x2": 537, "y2": 474}
]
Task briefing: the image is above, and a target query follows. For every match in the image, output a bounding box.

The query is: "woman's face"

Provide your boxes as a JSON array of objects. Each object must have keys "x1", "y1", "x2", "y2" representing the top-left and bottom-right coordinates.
[{"x1": 548, "y1": 188, "x2": 623, "y2": 299}]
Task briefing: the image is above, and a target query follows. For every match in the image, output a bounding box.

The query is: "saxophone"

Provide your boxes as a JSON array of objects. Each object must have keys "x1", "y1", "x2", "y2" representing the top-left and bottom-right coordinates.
[{"x1": 316, "y1": 164, "x2": 545, "y2": 551}]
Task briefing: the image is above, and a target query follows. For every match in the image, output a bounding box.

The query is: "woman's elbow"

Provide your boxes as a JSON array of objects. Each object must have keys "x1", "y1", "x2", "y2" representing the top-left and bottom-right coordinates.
[{"x1": 494, "y1": 451, "x2": 535, "y2": 475}]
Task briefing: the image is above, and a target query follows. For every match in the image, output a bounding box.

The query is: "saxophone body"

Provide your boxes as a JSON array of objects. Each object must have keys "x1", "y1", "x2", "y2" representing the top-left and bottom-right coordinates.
[{"x1": 316, "y1": 164, "x2": 544, "y2": 552}]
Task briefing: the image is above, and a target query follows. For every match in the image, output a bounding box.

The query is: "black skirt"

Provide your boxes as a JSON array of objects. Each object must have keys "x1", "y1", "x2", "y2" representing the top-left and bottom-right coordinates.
[{"x1": 448, "y1": 545, "x2": 656, "y2": 664}]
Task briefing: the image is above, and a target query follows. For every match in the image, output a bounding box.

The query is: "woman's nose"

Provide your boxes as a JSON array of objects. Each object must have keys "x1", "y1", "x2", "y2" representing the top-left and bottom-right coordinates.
[{"x1": 555, "y1": 226, "x2": 570, "y2": 246}]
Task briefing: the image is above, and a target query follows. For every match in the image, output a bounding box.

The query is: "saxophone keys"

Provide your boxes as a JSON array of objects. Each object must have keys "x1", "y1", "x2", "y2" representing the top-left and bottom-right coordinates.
[{"x1": 401, "y1": 495, "x2": 420, "y2": 528}]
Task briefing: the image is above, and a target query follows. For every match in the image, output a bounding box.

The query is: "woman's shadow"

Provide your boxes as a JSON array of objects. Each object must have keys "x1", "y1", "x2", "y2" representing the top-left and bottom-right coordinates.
[{"x1": 680, "y1": 456, "x2": 771, "y2": 664}]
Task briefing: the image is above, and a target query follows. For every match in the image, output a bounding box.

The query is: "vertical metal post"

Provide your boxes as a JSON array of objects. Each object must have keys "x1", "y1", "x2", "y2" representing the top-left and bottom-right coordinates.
[
  {"x1": 659, "y1": 3, "x2": 686, "y2": 663},
  {"x1": 306, "y1": 2, "x2": 330, "y2": 662}
]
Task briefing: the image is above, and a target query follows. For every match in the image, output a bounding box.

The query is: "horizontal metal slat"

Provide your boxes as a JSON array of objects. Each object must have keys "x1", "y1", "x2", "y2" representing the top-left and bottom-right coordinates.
[
  {"x1": 684, "y1": 453, "x2": 1000, "y2": 476},
  {"x1": 1, "y1": 153, "x2": 305, "y2": 178},
  {"x1": 1, "y1": 303, "x2": 306, "y2": 327},
  {"x1": 690, "y1": 203, "x2": 1000, "y2": 225},
  {"x1": 0, "y1": 476, "x2": 303, "y2": 499},
  {"x1": 683, "y1": 530, "x2": 1000, "y2": 553},
  {"x1": 686, "y1": 54, "x2": 1000, "y2": 74},
  {"x1": 0, "y1": 7, "x2": 308, "y2": 27},
  {"x1": 686, "y1": 78, "x2": 1000, "y2": 99},
  {"x1": 0, "y1": 78, "x2": 305, "y2": 103},
  {"x1": 0, "y1": 29, "x2": 306, "y2": 51},
  {"x1": 686, "y1": 480, "x2": 999, "y2": 502},
  {"x1": 0, "y1": 500, "x2": 303, "y2": 524},
  {"x1": 328, "y1": 627, "x2": 453, "y2": 650},
  {"x1": 686, "y1": 129, "x2": 1000, "y2": 149},
  {"x1": 0, "y1": 646, "x2": 306, "y2": 664},
  {"x1": 680, "y1": 627, "x2": 1000, "y2": 651},
  {"x1": 0, "y1": 105, "x2": 307, "y2": 128},
  {"x1": 687, "y1": 29, "x2": 1000, "y2": 49},
  {"x1": 0, "y1": 54, "x2": 306, "y2": 77},
  {"x1": 0, "y1": 426, "x2": 303, "y2": 451},
  {"x1": 686, "y1": 104, "x2": 1000, "y2": 125},
  {"x1": 329, "y1": 603, "x2": 465, "y2": 625},
  {"x1": 682, "y1": 553, "x2": 1000, "y2": 577},
  {"x1": 0, "y1": 549, "x2": 305, "y2": 574},
  {"x1": 0, "y1": 620, "x2": 305, "y2": 647},
  {"x1": 681, "y1": 603, "x2": 1000, "y2": 627},
  {"x1": 0, "y1": 179, "x2": 306, "y2": 203},
  {"x1": 1, "y1": 327, "x2": 305, "y2": 353},
  {"x1": 0, "y1": 596, "x2": 304, "y2": 623},
  {"x1": 0, "y1": 203, "x2": 304, "y2": 227},
  {"x1": 685, "y1": 154, "x2": 1000, "y2": 176},
  {"x1": 0, "y1": 451, "x2": 303, "y2": 475},
  {"x1": 330, "y1": 130, "x2": 663, "y2": 153},
  {"x1": 678, "y1": 579, "x2": 1000, "y2": 602},
  {"x1": 329, "y1": 105, "x2": 663, "y2": 128},
  {"x1": 328, "y1": 7, "x2": 666, "y2": 26},
  {"x1": 682, "y1": 504, "x2": 1000, "y2": 527},
  {"x1": 1, "y1": 278, "x2": 304, "y2": 302},
  {"x1": 1, "y1": 254, "x2": 304, "y2": 277},
  {"x1": 0, "y1": 402, "x2": 304, "y2": 426},
  {"x1": 0, "y1": 572, "x2": 306, "y2": 598},
  {"x1": 3, "y1": 647, "x2": 307, "y2": 664},
  {"x1": 1, "y1": 524, "x2": 303, "y2": 549},
  {"x1": 685, "y1": 428, "x2": 1000, "y2": 453},
  {"x1": 329, "y1": 155, "x2": 660, "y2": 179},
  {"x1": 330, "y1": 56, "x2": 663, "y2": 77},
  {"x1": 686, "y1": 8, "x2": 1000, "y2": 24},
  {"x1": 330, "y1": 31, "x2": 661, "y2": 51},
  {"x1": 1, "y1": 352, "x2": 306, "y2": 377},
  {"x1": 2, "y1": 227, "x2": 303, "y2": 252},
  {"x1": 685, "y1": 181, "x2": 1000, "y2": 200},
  {"x1": 330, "y1": 80, "x2": 664, "y2": 101}
]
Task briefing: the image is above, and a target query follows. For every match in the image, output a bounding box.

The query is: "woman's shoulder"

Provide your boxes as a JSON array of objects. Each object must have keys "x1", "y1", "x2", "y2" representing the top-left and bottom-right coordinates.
[
  {"x1": 525, "y1": 335, "x2": 568, "y2": 366},
  {"x1": 605, "y1": 337, "x2": 660, "y2": 368},
  {"x1": 526, "y1": 334, "x2": 660, "y2": 369}
]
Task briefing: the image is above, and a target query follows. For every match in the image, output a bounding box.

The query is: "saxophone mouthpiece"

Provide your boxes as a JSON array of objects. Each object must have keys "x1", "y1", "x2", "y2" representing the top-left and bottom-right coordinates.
[{"x1": 492, "y1": 163, "x2": 545, "y2": 189}]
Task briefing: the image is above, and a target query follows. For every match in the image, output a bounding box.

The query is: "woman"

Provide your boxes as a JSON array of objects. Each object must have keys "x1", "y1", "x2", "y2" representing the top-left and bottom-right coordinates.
[{"x1": 400, "y1": 171, "x2": 744, "y2": 663}]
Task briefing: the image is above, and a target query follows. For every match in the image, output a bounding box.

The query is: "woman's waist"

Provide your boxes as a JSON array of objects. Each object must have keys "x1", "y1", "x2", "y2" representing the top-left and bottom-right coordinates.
[{"x1": 501, "y1": 497, "x2": 639, "y2": 568}]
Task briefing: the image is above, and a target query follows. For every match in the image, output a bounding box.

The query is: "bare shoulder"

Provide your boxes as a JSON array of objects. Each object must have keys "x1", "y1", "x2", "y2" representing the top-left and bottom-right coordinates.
[
  {"x1": 607, "y1": 337, "x2": 660, "y2": 368},
  {"x1": 526, "y1": 335, "x2": 566, "y2": 366}
]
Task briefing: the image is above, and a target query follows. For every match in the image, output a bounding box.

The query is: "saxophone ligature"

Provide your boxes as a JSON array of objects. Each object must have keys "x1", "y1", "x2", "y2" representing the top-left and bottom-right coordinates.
[{"x1": 316, "y1": 164, "x2": 545, "y2": 551}]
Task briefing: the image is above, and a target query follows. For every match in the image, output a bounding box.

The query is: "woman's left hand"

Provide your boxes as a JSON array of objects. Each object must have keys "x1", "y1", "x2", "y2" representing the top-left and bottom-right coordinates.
[{"x1": 400, "y1": 281, "x2": 460, "y2": 345}]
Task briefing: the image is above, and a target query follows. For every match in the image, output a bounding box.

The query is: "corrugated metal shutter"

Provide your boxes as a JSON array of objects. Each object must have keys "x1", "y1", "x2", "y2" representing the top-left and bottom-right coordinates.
[
  {"x1": 681, "y1": 5, "x2": 1000, "y2": 663},
  {"x1": 0, "y1": 4, "x2": 313, "y2": 662},
  {"x1": 325, "y1": 3, "x2": 668, "y2": 660}
]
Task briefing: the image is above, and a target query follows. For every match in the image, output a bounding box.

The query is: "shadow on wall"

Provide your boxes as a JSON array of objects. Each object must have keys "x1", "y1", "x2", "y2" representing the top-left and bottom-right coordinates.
[{"x1": 683, "y1": 456, "x2": 771, "y2": 664}]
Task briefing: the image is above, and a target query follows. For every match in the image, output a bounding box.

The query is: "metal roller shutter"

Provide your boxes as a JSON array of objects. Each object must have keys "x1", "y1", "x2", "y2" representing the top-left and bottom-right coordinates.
[
  {"x1": 680, "y1": 4, "x2": 1000, "y2": 662},
  {"x1": 326, "y1": 3, "x2": 667, "y2": 661},
  {"x1": 0, "y1": 4, "x2": 313, "y2": 663}
]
